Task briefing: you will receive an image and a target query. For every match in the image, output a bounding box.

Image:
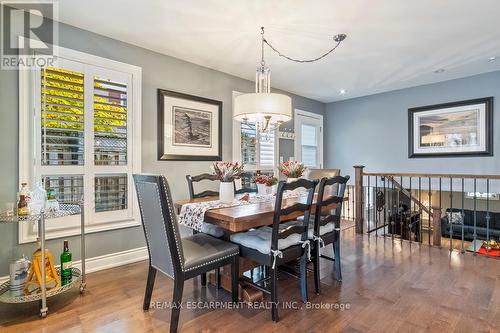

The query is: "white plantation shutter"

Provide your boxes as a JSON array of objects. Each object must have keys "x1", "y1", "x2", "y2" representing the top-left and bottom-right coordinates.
[
  {"x1": 95, "y1": 174, "x2": 128, "y2": 212},
  {"x1": 259, "y1": 130, "x2": 276, "y2": 168},
  {"x1": 41, "y1": 67, "x2": 85, "y2": 166},
  {"x1": 19, "y1": 48, "x2": 141, "y2": 243},
  {"x1": 238, "y1": 121, "x2": 276, "y2": 169},
  {"x1": 240, "y1": 122, "x2": 257, "y2": 166},
  {"x1": 39, "y1": 66, "x2": 132, "y2": 214},
  {"x1": 301, "y1": 124, "x2": 317, "y2": 167},
  {"x1": 92, "y1": 75, "x2": 130, "y2": 213},
  {"x1": 93, "y1": 77, "x2": 128, "y2": 166}
]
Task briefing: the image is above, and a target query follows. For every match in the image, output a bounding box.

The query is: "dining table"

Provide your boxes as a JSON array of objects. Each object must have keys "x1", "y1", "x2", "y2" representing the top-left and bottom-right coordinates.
[{"x1": 174, "y1": 193, "x2": 340, "y2": 302}]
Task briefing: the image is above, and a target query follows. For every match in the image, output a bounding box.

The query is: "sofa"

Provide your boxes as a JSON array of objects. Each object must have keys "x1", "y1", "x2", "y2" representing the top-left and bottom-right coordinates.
[{"x1": 441, "y1": 208, "x2": 500, "y2": 240}]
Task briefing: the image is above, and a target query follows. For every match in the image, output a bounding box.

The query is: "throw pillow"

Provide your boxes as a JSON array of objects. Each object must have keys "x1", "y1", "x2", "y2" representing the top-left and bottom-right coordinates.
[{"x1": 447, "y1": 212, "x2": 463, "y2": 225}]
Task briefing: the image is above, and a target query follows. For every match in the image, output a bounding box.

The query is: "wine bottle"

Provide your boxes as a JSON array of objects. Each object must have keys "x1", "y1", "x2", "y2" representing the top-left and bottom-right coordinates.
[
  {"x1": 17, "y1": 183, "x2": 30, "y2": 216},
  {"x1": 60, "y1": 240, "x2": 72, "y2": 285}
]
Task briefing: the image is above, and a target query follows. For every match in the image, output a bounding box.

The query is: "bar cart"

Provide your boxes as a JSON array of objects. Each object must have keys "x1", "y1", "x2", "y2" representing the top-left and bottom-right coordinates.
[{"x1": 0, "y1": 203, "x2": 86, "y2": 317}]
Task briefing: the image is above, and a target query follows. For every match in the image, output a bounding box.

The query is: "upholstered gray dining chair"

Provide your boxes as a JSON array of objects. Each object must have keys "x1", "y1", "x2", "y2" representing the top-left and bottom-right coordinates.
[
  {"x1": 134, "y1": 174, "x2": 240, "y2": 333},
  {"x1": 305, "y1": 168, "x2": 340, "y2": 195}
]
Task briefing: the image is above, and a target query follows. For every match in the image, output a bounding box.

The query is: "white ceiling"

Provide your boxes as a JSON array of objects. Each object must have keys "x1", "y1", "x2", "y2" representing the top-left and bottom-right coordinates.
[{"x1": 54, "y1": 0, "x2": 500, "y2": 103}]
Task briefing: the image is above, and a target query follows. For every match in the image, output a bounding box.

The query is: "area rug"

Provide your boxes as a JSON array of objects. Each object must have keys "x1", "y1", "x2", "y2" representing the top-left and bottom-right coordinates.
[{"x1": 466, "y1": 239, "x2": 500, "y2": 257}]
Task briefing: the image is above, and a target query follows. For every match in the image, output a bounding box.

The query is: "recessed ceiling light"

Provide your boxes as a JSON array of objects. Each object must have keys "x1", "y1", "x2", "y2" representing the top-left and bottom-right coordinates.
[
  {"x1": 434, "y1": 69, "x2": 445, "y2": 74},
  {"x1": 339, "y1": 89, "x2": 347, "y2": 95},
  {"x1": 489, "y1": 56, "x2": 497, "y2": 62}
]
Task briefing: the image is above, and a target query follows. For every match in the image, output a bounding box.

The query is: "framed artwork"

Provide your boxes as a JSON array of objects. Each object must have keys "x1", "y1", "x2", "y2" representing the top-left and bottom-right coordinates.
[
  {"x1": 158, "y1": 89, "x2": 222, "y2": 161},
  {"x1": 408, "y1": 97, "x2": 493, "y2": 158}
]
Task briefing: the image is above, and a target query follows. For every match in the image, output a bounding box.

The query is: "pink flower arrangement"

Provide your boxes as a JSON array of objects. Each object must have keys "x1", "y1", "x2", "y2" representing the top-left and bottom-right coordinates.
[
  {"x1": 253, "y1": 174, "x2": 278, "y2": 187},
  {"x1": 211, "y1": 162, "x2": 244, "y2": 182},
  {"x1": 278, "y1": 161, "x2": 306, "y2": 178}
]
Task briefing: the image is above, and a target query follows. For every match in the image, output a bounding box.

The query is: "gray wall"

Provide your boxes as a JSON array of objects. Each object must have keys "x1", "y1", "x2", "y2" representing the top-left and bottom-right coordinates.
[
  {"x1": 325, "y1": 71, "x2": 500, "y2": 180},
  {"x1": 0, "y1": 18, "x2": 324, "y2": 275}
]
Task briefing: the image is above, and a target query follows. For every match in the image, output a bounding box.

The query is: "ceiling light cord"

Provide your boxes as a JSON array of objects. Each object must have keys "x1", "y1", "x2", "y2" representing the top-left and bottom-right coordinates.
[{"x1": 261, "y1": 26, "x2": 346, "y2": 64}]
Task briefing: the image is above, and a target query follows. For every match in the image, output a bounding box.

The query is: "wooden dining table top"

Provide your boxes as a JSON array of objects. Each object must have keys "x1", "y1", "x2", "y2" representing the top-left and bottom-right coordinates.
[{"x1": 174, "y1": 194, "x2": 341, "y2": 233}]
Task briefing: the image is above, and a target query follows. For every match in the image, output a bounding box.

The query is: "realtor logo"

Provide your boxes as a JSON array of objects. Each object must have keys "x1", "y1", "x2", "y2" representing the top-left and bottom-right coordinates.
[{"x1": 1, "y1": 0, "x2": 58, "y2": 69}]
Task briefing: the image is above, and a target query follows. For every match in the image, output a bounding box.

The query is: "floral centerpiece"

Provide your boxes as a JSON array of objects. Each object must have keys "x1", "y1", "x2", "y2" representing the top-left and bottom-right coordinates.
[
  {"x1": 211, "y1": 162, "x2": 244, "y2": 203},
  {"x1": 253, "y1": 174, "x2": 278, "y2": 195},
  {"x1": 278, "y1": 161, "x2": 306, "y2": 180},
  {"x1": 253, "y1": 174, "x2": 278, "y2": 187},
  {"x1": 211, "y1": 162, "x2": 244, "y2": 182}
]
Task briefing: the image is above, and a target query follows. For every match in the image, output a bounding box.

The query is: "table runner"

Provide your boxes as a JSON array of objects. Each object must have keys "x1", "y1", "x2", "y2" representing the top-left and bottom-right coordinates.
[{"x1": 178, "y1": 192, "x2": 303, "y2": 231}]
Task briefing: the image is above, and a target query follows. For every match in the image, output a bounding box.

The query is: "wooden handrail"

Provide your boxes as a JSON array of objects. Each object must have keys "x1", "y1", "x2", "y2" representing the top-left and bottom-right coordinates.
[{"x1": 363, "y1": 172, "x2": 500, "y2": 180}]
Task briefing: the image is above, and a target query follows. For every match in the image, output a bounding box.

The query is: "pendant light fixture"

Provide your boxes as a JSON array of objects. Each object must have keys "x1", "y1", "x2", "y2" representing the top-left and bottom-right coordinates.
[{"x1": 233, "y1": 27, "x2": 347, "y2": 134}]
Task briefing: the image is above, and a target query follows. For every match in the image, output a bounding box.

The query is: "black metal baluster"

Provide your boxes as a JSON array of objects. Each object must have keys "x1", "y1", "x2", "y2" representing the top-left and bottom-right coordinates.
[
  {"x1": 375, "y1": 176, "x2": 379, "y2": 236},
  {"x1": 400, "y1": 176, "x2": 403, "y2": 243},
  {"x1": 351, "y1": 186, "x2": 358, "y2": 221},
  {"x1": 461, "y1": 178, "x2": 465, "y2": 254},
  {"x1": 486, "y1": 179, "x2": 491, "y2": 257},
  {"x1": 439, "y1": 178, "x2": 442, "y2": 213},
  {"x1": 383, "y1": 177, "x2": 387, "y2": 236},
  {"x1": 449, "y1": 177, "x2": 453, "y2": 252},
  {"x1": 347, "y1": 187, "x2": 352, "y2": 218},
  {"x1": 418, "y1": 177, "x2": 422, "y2": 243},
  {"x1": 367, "y1": 176, "x2": 371, "y2": 230},
  {"x1": 428, "y1": 177, "x2": 432, "y2": 246},
  {"x1": 439, "y1": 178, "x2": 442, "y2": 247},
  {"x1": 391, "y1": 178, "x2": 395, "y2": 242},
  {"x1": 408, "y1": 177, "x2": 412, "y2": 244},
  {"x1": 473, "y1": 179, "x2": 477, "y2": 256}
]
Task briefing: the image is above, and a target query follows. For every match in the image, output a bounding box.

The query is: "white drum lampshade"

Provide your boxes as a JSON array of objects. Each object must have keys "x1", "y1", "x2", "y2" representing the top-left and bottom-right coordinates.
[{"x1": 233, "y1": 93, "x2": 292, "y2": 123}]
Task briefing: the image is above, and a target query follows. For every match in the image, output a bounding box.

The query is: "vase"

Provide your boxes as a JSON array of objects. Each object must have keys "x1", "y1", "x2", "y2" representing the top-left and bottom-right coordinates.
[
  {"x1": 270, "y1": 185, "x2": 277, "y2": 195},
  {"x1": 257, "y1": 183, "x2": 270, "y2": 195},
  {"x1": 219, "y1": 181, "x2": 235, "y2": 204},
  {"x1": 257, "y1": 184, "x2": 276, "y2": 195},
  {"x1": 286, "y1": 177, "x2": 301, "y2": 195}
]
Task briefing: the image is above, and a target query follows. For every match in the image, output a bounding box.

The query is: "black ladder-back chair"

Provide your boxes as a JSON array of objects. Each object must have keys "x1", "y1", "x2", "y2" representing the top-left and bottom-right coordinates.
[
  {"x1": 232, "y1": 178, "x2": 318, "y2": 322},
  {"x1": 234, "y1": 171, "x2": 258, "y2": 194},
  {"x1": 312, "y1": 175, "x2": 349, "y2": 293},
  {"x1": 133, "y1": 175, "x2": 239, "y2": 333},
  {"x1": 185, "y1": 173, "x2": 223, "y2": 287},
  {"x1": 186, "y1": 173, "x2": 219, "y2": 199}
]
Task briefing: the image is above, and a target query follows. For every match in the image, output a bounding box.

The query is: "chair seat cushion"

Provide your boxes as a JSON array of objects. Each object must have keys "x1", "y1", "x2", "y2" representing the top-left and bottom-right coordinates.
[
  {"x1": 182, "y1": 233, "x2": 239, "y2": 271},
  {"x1": 230, "y1": 224, "x2": 302, "y2": 254},
  {"x1": 201, "y1": 222, "x2": 225, "y2": 238},
  {"x1": 293, "y1": 217, "x2": 336, "y2": 238}
]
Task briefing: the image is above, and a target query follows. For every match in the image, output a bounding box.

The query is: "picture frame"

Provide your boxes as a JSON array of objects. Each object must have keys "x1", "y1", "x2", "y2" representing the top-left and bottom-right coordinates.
[
  {"x1": 158, "y1": 89, "x2": 222, "y2": 161},
  {"x1": 408, "y1": 97, "x2": 493, "y2": 158}
]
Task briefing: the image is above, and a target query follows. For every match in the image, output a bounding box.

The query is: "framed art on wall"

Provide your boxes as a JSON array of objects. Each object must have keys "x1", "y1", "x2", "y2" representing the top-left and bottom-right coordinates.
[
  {"x1": 158, "y1": 89, "x2": 222, "y2": 160},
  {"x1": 408, "y1": 97, "x2": 493, "y2": 158}
]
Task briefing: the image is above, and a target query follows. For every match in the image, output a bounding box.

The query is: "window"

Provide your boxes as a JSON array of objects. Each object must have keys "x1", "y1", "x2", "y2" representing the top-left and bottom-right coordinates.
[
  {"x1": 232, "y1": 91, "x2": 278, "y2": 172},
  {"x1": 294, "y1": 109, "x2": 323, "y2": 168},
  {"x1": 301, "y1": 124, "x2": 318, "y2": 167},
  {"x1": 19, "y1": 42, "x2": 142, "y2": 243}
]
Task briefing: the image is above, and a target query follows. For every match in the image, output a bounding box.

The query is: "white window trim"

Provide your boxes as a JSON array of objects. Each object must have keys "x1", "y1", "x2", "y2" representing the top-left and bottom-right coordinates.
[
  {"x1": 294, "y1": 109, "x2": 323, "y2": 168},
  {"x1": 232, "y1": 91, "x2": 279, "y2": 171},
  {"x1": 18, "y1": 37, "x2": 142, "y2": 243}
]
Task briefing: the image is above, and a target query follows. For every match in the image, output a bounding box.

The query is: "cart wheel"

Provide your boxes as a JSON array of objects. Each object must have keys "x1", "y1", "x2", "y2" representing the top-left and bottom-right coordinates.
[
  {"x1": 79, "y1": 282, "x2": 86, "y2": 293},
  {"x1": 40, "y1": 309, "x2": 48, "y2": 318}
]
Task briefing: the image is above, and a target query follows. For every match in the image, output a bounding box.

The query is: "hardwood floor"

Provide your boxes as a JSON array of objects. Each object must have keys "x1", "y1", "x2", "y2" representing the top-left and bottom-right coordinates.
[{"x1": 1, "y1": 228, "x2": 499, "y2": 333}]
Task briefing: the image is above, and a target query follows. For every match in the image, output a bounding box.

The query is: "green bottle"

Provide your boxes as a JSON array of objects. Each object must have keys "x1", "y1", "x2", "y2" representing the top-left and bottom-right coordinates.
[{"x1": 60, "y1": 240, "x2": 72, "y2": 285}]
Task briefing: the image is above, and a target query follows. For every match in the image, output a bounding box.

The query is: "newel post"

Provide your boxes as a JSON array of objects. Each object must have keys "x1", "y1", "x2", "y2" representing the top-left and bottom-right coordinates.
[
  {"x1": 354, "y1": 165, "x2": 365, "y2": 234},
  {"x1": 432, "y1": 208, "x2": 442, "y2": 246}
]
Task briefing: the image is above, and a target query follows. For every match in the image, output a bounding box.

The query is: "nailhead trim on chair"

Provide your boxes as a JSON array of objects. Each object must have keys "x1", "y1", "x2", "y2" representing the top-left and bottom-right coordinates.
[
  {"x1": 136, "y1": 180, "x2": 176, "y2": 278},
  {"x1": 161, "y1": 178, "x2": 186, "y2": 271},
  {"x1": 141, "y1": 177, "x2": 239, "y2": 274},
  {"x1": 183, "y1": 251, "x2": 239, "y2": 272}
]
